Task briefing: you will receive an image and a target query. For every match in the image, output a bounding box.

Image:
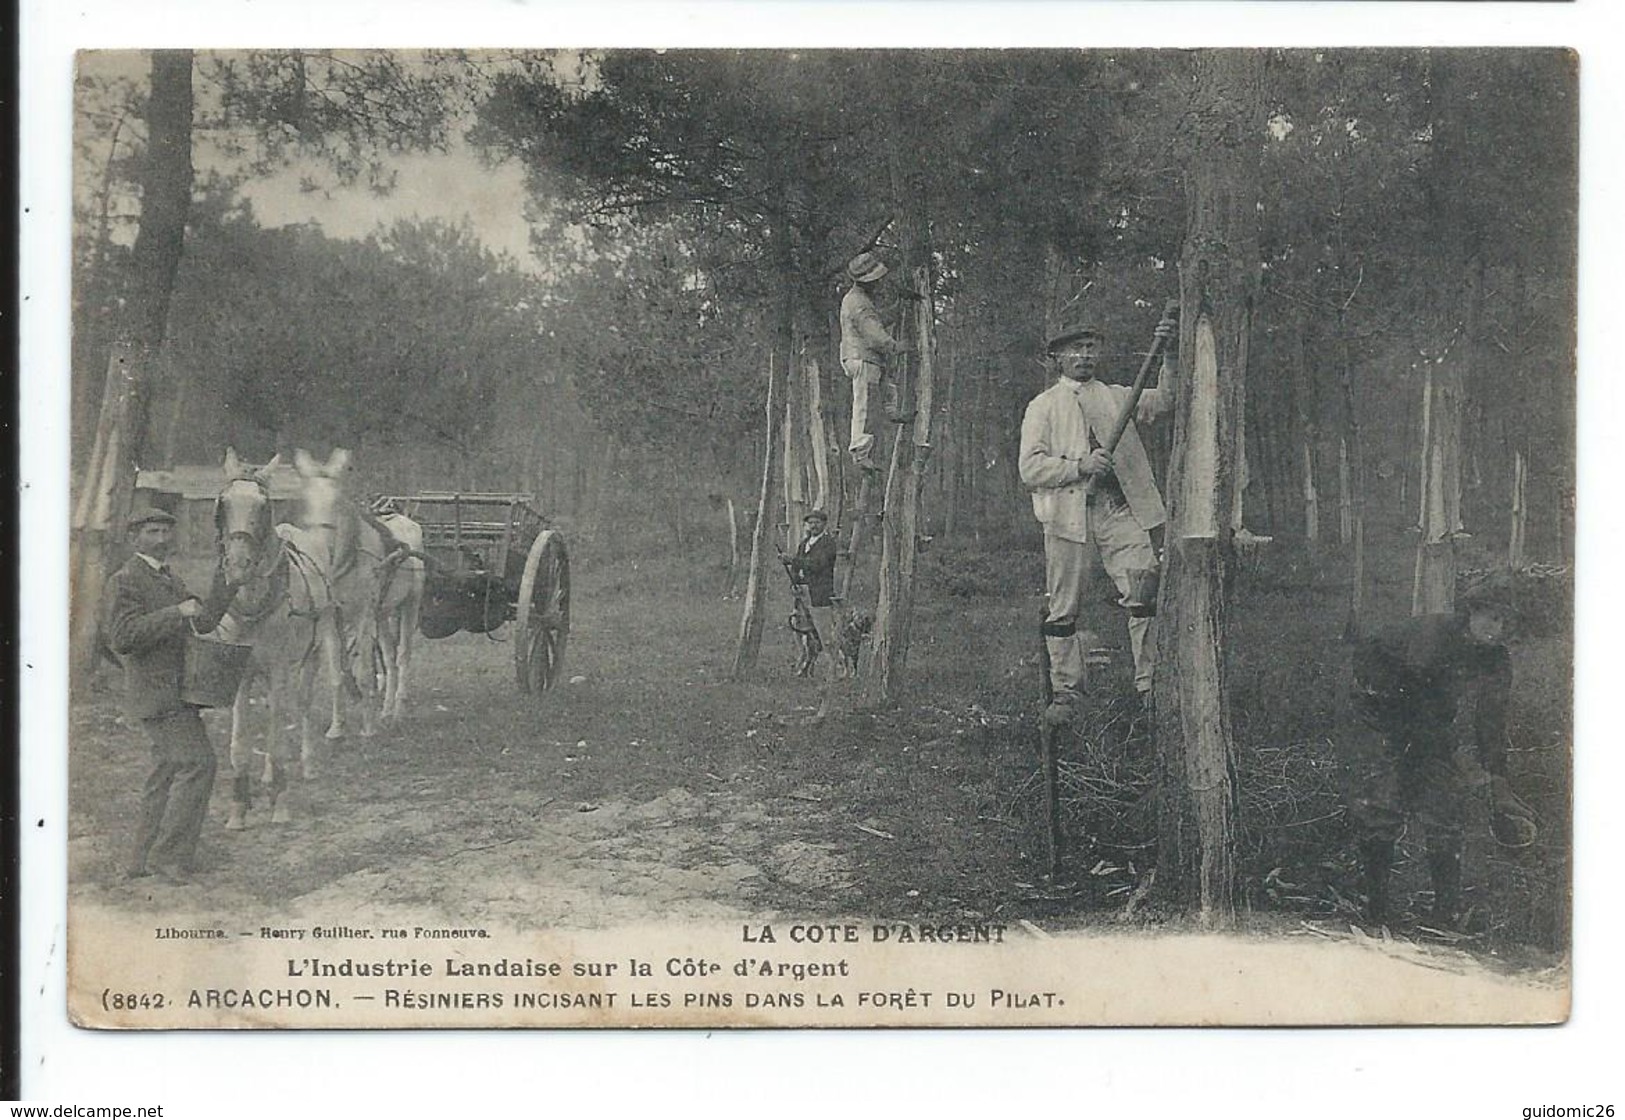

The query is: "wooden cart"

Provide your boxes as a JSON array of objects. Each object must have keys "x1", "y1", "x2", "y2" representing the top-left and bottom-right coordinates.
[{"x1": 380, "y1": 492, "x2": 571, "y2": 694}]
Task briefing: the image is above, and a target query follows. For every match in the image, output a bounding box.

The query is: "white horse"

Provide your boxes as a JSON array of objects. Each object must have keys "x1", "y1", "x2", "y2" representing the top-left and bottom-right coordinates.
[
  {"x1": 366, "y1": 500, "x2": 425, "y2": 726},
  {"x1": 214, "y1": 449, "x2": 345, "y2": 827},
  {"x1": 291, "y1": 448, "x2": 424, "y2": 738}
]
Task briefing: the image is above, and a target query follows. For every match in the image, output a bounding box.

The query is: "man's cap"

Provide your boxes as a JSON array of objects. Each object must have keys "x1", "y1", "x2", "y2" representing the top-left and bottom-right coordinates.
[
  {"x1": 847, "y1": 251, "x2": 888, "y2": 283},
  {"x1": 1046, "y1": 322, "x2": 1107, "y2": 354},
  {"x1": 126, "y1": 506, "x2": 177, "y2": 531},
  {"x1": 805, "y1": 509, "x2": 829, "y2": 524}
]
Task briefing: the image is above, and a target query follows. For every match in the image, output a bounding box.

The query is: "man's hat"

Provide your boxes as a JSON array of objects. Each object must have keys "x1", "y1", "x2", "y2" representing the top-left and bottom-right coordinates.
[
  {"x1": 1046, "y1": 321, "x2": 1106, "y2": 354},
  {"x1": 126, "y1": 506, "x2": 177, "y2": 531},
  {"x1": 805, "y1": 509, "x2": 828, "y2": 524},
  {"x1": 847, "y1": 251, "x2": 888, "y2": 284}
]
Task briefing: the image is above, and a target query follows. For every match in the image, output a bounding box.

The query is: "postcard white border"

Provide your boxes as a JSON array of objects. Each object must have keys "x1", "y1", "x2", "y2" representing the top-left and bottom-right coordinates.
[{"x1": 19, "y1": 1, "x2": 1625, "y2": 1114}]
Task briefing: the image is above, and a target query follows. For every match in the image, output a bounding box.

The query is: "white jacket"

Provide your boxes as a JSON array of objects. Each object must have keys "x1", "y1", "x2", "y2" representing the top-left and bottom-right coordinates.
[{"x1": 1019, "y1": 376, "x2": 1171, "y2": 542}]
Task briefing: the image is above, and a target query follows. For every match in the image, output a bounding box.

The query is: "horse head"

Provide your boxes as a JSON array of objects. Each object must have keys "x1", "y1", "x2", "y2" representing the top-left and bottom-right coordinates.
[
  {"x1": 216, "y1": 448, "x2": 281, "y2": 584},
  {"x1": 293, "y1": 448, "x2": 360, "y2": 568},
  {"x1": 293, "y1": 448, "x2": 353, "y2": 525}
]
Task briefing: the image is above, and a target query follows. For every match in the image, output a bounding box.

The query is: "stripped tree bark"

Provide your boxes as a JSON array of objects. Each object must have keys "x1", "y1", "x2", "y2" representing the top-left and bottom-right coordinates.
[
  {"x1": 1232, "y1": 394, "x2": 1250, "y2": 535},
  {"x1": 731, "y1": 352, "x2": 781, "y2": 676},
  {"x1": 1337, "y1": 309, "x2": 1367, "y2": 637},
  {"x1": 1413, "y1": 358, "x2": 1464, "y2": 613},
  {"x1": 938, "y1": 338, "x2": 961, "y2": 540},
  {"x1": 804, "y1": 351, "x2": 831, "y2": 515},
  {"x1": 782, "y1": 334, "x2": 809, "y2": 547},
  {"x1": 1291, "y1": 308, "x2": 1320, "y2": 552},
  {"x1": 721, "y1": 497, "x2": 741, "y2": 597},
  {"x1": 1152, "y1": 49, "x2": 1260, "y2": 928},
  {"x1": 1506, "y1": 265, "x2": 1530, "y2": 572},
  {"x1": 1337, "y1": 436, "x2": 1353, "y2": 545},
  {"x1": 735, "y1": 165, "x2": 802, "y2": 673},
  {"x1": 1412, "y1": 267, "x2": 1474, "y2": 615},
  {"x1": 1508, "y1": 449, "x2": 1528, "y2": 570},
  {"x1": 1302, "y1": 439, "x2": 1320, "y2": 547}
]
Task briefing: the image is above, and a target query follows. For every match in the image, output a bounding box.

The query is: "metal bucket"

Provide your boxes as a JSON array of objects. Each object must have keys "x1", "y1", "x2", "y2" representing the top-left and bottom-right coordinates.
[{"x1": 182, "y1": 634, "x2": 253, "y2": 708}]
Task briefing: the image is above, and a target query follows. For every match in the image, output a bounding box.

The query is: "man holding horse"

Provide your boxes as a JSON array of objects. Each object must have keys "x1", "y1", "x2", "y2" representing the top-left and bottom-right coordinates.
[{"x1": 103, "y1": 507, "x2": 242, "y2": 882}]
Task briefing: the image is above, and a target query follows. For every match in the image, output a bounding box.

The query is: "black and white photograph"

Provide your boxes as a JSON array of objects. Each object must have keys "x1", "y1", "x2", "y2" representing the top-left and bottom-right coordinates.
[
  {"x1": 16, "y1": 1, "x2": 1623, "y2": 1110},
  {"x1": 53, "y1": 44, "x2": 1577, "y2": 1030}
]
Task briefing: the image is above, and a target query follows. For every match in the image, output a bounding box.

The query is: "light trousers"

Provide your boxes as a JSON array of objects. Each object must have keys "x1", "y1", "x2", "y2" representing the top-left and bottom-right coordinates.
[
  {"x1": 844, "y1": 358, "x2": 882, "y2": 460},
  {"x1": 1043, "y1": 501, "x2": 1159, "y2": 697}
]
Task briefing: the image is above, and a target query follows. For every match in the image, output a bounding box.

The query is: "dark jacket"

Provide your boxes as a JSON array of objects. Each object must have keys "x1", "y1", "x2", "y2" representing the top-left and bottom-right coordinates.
[
  {"x1": 103, "y1": 555, "x2": 235, "y2": 721},
  {"x1": 1351, "y1": 611, "x2": 1511, "y2": 771},
  {"x1": 794, "y1": 532, "x2": 838, "y2": 608}
]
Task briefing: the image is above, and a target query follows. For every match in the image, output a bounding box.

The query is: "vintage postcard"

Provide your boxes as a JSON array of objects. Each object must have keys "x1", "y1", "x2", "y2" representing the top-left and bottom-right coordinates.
[{"x1": 62, "y1": 46, "x2": 1574, "y2": 1030}]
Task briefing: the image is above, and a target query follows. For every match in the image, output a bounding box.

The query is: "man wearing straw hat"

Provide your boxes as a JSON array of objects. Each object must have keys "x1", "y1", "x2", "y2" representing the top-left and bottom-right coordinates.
[
  {"x1": 102, "y1": 507, "x2": 241, "y2": 882},
  {"x1": 839, "y1": 250, "x2": 907, "y2": 472}
]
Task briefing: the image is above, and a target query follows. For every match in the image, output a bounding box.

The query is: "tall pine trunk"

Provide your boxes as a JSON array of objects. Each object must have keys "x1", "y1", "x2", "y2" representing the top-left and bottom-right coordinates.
[
  {"x1": 1412, "y1": 259, "x2": 1475, "y2": 615},
  {"x1": 804, "y1": 350, "x2": 831, "y2": 515},
  {"x1": 1302, "y1": 439, "x2": 1319, "y2": 546},
  {"x1": 939, "y1": 341, "x2": 962, "y2": 540},
  {"x1": 782, "y1": 333, "x2": 808, "y2": 546},
  {"x1": 70, "y1": 50, "x2": 194, "y2": 688},
  {"x1": 734, "y1": 174, "x2": 800, "y2": 674},
  {"x1": 731, "y1": 354, "x2": 781, "y2": 677},
  {"x1": 1153, "y1": 50, "x2": 1260, "y2": 927},
  {"x1": 1508, "y1": 450, "x2": 1528, "y2": 570},
  {"x1": 1337, "y1": 312, "x2": 1367, "y2": 637},
  {"x1": 859, "y1": 137, "x2": 936, "y2": 708},
  {"x1": 1337, "y1": 437, "x2": 1352, "y2": 545},
  {"x1": 1291, "y1": 309, "x2": 1320, "y2": 553}
]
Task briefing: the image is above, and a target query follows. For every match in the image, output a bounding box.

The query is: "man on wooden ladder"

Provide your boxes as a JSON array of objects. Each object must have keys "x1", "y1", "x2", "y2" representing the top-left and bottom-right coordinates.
[{"x1": 840, "y1": 251, "x2": 908, "y2": 473}]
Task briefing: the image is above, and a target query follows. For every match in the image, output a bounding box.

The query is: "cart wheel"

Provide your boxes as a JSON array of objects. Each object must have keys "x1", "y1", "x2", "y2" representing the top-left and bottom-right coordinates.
[{"x1": 514, "y1": 530, "x2": 571, "y2": 694}]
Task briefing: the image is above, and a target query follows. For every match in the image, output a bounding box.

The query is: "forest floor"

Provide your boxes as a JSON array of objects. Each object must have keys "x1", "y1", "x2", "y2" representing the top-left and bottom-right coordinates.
[{"x1": 67, "y1": 525, "x2": 1573, "y2": 1001}]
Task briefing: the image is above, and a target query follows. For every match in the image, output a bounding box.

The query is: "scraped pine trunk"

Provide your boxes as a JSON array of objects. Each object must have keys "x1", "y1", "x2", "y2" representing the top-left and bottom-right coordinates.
[
  {"x1": 1338, "y1": 437, "x2": 1353, "y2": 546},
  {"x1": 1508, "y1": 450, "x2": 1528, "y2": 571},
  {"x1": 1153, "y1": 50, "x2": 1259, "y2": 928},
  {"x1": 804, "y1": 350, "x2": 831, "y2": 516},
  {"x1": 1413, "y1": 361, "x2": 1464, "y2": 614},
  {"x1": 1302, "y1": 438, "x2": 1320, "y2": 547},
  {"x1": 1412, "y1": 264, "x2": 1475, "y2": 615},
  {"x1": 724, "y1": 498, "x2": 742, "y2": 598},
  {"x1": 1292, "y1": 308, "x2": 1320, "y2": 553},
  {"x1": 731, "y1": 351, "x2": 782, "y2": 677},
  {"x1": 782, "y1": 336, "x2": 809, "y2": 551},
  {"x1": 938, "y1": 341, "x2": 961, "y2": 541}
]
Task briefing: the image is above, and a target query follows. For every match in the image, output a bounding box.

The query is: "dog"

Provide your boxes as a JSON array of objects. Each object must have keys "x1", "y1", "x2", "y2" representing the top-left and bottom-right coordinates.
[{"x1": 835, "y1": 608, "x2": 874, "y2": 678}]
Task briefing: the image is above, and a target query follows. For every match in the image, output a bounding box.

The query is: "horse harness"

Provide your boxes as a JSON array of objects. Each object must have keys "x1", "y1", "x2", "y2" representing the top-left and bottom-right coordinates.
[{"x1": 215, "y1": 478, "x2": 335, "y2": 667}]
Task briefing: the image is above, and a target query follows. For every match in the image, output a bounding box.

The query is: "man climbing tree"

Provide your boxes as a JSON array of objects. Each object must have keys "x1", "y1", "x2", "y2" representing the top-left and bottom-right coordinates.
[{"x1": 839, "y1": 250, "x2": 907, "y2": 474}]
